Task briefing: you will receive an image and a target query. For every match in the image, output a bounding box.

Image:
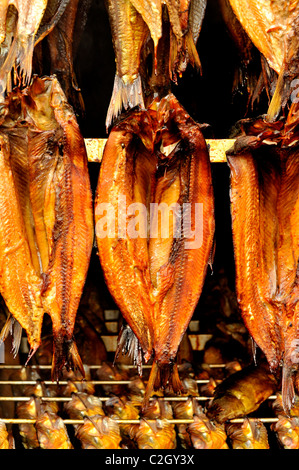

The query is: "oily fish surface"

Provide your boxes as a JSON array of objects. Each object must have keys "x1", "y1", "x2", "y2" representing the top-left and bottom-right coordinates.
[
  {"x1": 0, "y1": 76, "x2": 93, "y2": 377},
  {"x1": 96, "y1": 93, "x2": 214, "y2": 398}
]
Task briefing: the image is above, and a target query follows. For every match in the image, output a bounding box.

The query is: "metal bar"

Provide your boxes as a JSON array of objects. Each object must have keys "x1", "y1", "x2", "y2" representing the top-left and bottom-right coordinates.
[
  {"x1": 0, "y1": 395, "x2": 278, "y2": 402},
  {"x1": 0, "y1": 417, "x2": 280, "y2": 425},
  {"x1": 0, "y1": 379, "x2": 219, "y2": 385},
  {"x1": 84, "y1": 138, "x2": 235, "y2": 164},
  {"x1": 0, "y1": 396, "x2": 211, "y2": 402},
  {"x1": 0, "y1": 363, "x2": 227, "y2": 370}
]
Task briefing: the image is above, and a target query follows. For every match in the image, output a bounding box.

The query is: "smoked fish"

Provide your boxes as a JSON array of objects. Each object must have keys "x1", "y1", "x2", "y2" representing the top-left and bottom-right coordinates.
[
  {"x1": 105, "y1": 0, "x2": 205, "y2": 129},
  {"x1": 75, "y1": 415, "x2": 122, "y2": 449},
  {"x1": 227, "y1": 110, "x2": 299, "y2": 414},
  {"x1": 0, "y1": 76, "x2": 93, "y2": 379},
  {"x1": 227, "y1": 0, "x2": 299, "y2": 120},
  {"x1": 0, "y1": 0, "x2": 48, "y2": 96},
  {"x1": 206, "y1": 362, "x2": 277, "y2": 423},
  {"x1": 95, "y1": 92, "x2": 214, "y2": 402},
  {"x1": 105, "y1": 0, "x2": 150, "y2": 130},
  {"x1": 0, "y1": 421, "x2": 14, "y2": 449},
  {"x1": 226, "y1": 418, "x2": 270, "y2": 449}
]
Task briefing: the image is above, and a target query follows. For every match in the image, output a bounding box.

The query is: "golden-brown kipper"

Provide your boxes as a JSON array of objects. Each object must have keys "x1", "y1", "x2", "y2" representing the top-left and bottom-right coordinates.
[
  {"x1": 227, "y1": 110, "x2": 299, "y2": 414},
  {"x1": 0, "y1": 76, "x2": 94, "y2": 379},
  {"x1": 95, "y1": 93, "x2": 214, "y2": 402}
]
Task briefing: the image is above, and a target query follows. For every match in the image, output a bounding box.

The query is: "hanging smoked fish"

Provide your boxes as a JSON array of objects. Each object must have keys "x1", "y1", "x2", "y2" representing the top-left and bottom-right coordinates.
[
  {"x1": 95, "y1": 93, "x2": 214, "y2": 402},
  {"x1": 227, "y1": 102, "x2": 299, "y2": 414},
  {"x1": 227, "y1": 0, "x2": 299, "y2": 120},
  {"x1": 0, "y1": 76, "x2": 94, "y2": 380},
  {"x1": 105, "y1": 0, "x2": 205, "y2": 130},
  {"x1": 0, "y1": 0, "x2": 73, "y2": 98}
]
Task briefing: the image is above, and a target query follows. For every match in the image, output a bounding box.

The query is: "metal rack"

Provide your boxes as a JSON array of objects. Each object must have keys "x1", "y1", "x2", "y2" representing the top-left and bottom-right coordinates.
[
  {"x1": 0, "y1": 363, "x2": 280, "y2": 426},
  {"x1": 84, "y1": 138, "x2": 235, "y2": 164}
]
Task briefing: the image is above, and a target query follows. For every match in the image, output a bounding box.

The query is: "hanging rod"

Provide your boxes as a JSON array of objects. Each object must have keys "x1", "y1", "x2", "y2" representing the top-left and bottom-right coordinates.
[
  {"x1": 0, "y1": 395, "x2": 278, "y2": 402},
  {"x1": 0, "y1": 417, "x2": 280, "y2": 425},
  {"x1": 0, "y1": 379, "x2": 221, "y2": 385},
  {"x1": 84, "y1": 139, "x2": 235, "y2": 164},
  {"x1": 0, "y1": 363, "x2": 227, "y2": 370}
]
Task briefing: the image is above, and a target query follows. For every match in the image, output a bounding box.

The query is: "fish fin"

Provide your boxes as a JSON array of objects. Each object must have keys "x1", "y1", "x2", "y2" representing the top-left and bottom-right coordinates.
[
  {"x1": 142, "y1": 360, "x2": 159, "y2": 408},
  {"x1": 251, "y1": 337, "x2": 257, "y2": 365},
  {"x1": 0, "y1": 314, "x2": 23, "y2": 358},
  {"x1": 25, "y1": 343, "x2": 39, "y2": 366},
  {"x1": 266, "y1": 68, "x2": 285, "y2": 122},
  {"x1": 0, "y1": 313, "x2": 14, "y2": 345},
  {"x1": 51, "y1": 336, "x2": 85, "y2": 382},
  {"x1": 114, "y1": 323, "x2": 143, "y2": 376},
  {"x1": 11, "y1": 320, "x2": 22, "y2": 358},
  {"x1": 208, "y1": 237, "x2": 216, "y2": 274},
  {"x1": 281, "y1": 360, "x2": 295, "y2": 417},
  {"x1": 0, "y1": 35, "x2": 18, "y2": 95},
  {"x1": 0, "y1": 34, "x2": 34, "y2": 94},
  {"x1": 106, "y1": 74, "x2": 145, "y2": 131},
  {"x1": 143, "y1": 360, "x2": 183, "y2": 408},
  {"x1": 185, "y1": 29, "x2": 201, "y2": 73}
]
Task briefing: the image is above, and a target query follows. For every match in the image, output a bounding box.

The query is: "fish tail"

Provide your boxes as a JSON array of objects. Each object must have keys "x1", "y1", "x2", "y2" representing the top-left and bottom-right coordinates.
[
  {"x1": 0, "y1": 35, "x2": 18, "y2": 95},
  {"x1": 185, "y1": 29, "x2": 201, "y2": 73},
  {"x1": 16, "y1": 35, "x2": 35, "y2": 87},
  {"x1": 0, "y1": 314, "x2": 23, "y2": 358},
  {"x1": 114, "y1": 323, "x2": 144, "y2": 376},
  {"x1": 266, "y1": 68, "x2": 285, "y2": 122},
  {"x1": 51, "y1": 334, "x2": 85, "y2": 382},
  {"x1": 105, "y1": 74, "x2": 145, "y2": 131},
  {"x1": 143, "y1": 360, "x2": 183, "y2": 407},
  {"x1": 0, "y1": 34, "x2": 34, "y2": 95}
]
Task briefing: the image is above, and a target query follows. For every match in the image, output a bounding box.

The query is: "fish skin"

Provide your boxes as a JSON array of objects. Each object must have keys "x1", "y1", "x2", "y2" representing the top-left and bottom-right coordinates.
[
  {"x1": 75, "y1": 415, "x2": 122, "y2": 449},
  {"x1": 272, "y1": 415, "x2": 299, "y2": 449},
  {"x1": 0, "y1": 0, "x2": 48, "y2": 95},
  {"x1": 129, "y1": 0, "x2": 162, "y2": 53},
  {"x1": 187, "y1": 410, "x2": 229, "y2": 449},
  {"x1": 95, "y1": 93, "x2": 214, "y2": 402},
  {"x1": 36, "y1": 411, "x2": 73, "y2": 449},
  {"x1": 206, "y1": 362, "x2": 277, "y2": 423},
  {"x1": 37, "y1": 77, "x2": 94, "y2": 380},
  {"x1": 40, "y1": 0, "x2": 89, "y2": 118},
  {"x1": 0, "y1": 421, "x2": 14, "y2": 449},
  {"x1": 226, "y1": 418, "x2": 270, "y2": 449},
  {"x1": 227, "y1": 0, "x2": 299, "y2": 119},
  {"x1": 0, "y1": 76, "x2": 93, "y2": 378},
  {"x1": 0, "y1": 133, "x2": 44, "y2": 355},
  {"x1": 105, "y1": 0, "x2": 149, "y2": 130},
  {"x1": 227, "y1": 114, "x2": 299, "y2": 414},
  {"x1": 189, "y1": 0, "x2": 207, "y2": 45}
]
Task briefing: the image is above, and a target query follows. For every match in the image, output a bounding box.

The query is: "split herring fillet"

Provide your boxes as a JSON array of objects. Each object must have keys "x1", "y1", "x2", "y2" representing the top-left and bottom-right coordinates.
[
  {"x1": 0, "y1": 133, "x2": 44, "y2": 354},
  {"x1": 227, "y1": 115, "x2": 299, "y2": 414},
  {"x1": 95, "y1": 93, "x2": 214, "y2": 402},
  {"x1": 0, "y1": 76, "x2": 94, "y2": 379}
]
